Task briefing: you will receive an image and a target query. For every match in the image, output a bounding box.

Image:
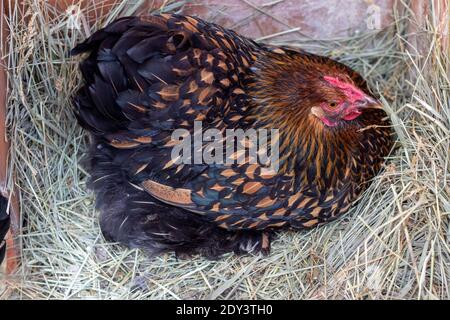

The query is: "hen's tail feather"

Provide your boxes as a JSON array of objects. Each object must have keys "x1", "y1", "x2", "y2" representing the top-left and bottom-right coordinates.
[
  {"x1": 0, "y1": 196, "x2": 10, "y2": 265},
  {"x1": 70, "y1": 16, "x2": 137, "y2": 56},
  {"x1": 71, "y1": 16, "x2": 143, "y2": 135},
  {"x1": 85, "y1": 140, "x2": 271, "y2": 258},
  {"x1": 71, "y1": 15, "x2": 184, "y2": 136}
]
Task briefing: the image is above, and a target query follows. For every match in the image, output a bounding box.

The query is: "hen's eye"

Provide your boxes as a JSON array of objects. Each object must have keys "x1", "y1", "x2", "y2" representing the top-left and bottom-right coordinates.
[{"x1": 329, "y1": 102, "x2": 337, "y2": 108}]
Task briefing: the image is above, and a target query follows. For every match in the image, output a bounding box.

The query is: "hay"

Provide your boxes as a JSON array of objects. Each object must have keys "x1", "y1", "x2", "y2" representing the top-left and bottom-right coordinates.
[{"x1": 2, "y1": 0, "x2": 449, "y2": 299}]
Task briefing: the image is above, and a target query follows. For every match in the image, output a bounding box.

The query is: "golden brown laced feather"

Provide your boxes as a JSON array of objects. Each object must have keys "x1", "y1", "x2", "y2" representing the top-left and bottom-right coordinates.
[{"x1": 72, "y1": 14, "x2": 393, "y2": 257}]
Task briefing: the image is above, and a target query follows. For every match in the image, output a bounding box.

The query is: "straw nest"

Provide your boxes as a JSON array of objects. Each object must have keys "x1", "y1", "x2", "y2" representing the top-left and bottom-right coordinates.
[{"x1": 1, "y1": 0, "x2": 449, "y2": 299}]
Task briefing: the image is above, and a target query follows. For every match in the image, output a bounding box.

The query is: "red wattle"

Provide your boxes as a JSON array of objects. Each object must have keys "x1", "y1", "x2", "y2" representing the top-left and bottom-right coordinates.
[
  {"x1": 342, "y1": 110, "x2": 361, "y2": 121},
  {"x1": 321, "y1": 117, "x2": 338, "y2": 127}
]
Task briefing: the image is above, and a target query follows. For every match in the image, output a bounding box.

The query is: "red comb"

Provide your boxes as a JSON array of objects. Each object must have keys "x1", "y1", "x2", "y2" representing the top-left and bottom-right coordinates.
[{"x1": 323, "y1": 76, "x2": 366, "y2": 103}]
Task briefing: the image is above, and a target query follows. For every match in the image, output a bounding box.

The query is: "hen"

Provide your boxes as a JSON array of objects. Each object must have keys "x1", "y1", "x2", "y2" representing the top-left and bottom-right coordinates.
[{"x1": 72, "y1": 14, "x2": 393, "y2": 257}]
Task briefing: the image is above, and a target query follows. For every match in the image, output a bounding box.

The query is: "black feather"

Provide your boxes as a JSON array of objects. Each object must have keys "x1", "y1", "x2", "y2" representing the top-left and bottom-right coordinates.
[{"x1": 0, "y1": 196, "x2": 10, "y2": 265}]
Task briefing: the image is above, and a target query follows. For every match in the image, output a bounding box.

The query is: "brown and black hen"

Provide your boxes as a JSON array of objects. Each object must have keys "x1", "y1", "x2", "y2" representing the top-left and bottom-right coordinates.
[{"x1": 72, "y1": 14, "x2": 393, "y2": 258}]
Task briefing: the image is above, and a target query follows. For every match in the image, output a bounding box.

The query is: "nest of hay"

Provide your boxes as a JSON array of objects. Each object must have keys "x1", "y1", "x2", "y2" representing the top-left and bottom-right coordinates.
[{"x1": 2, "y1": 0, "x2": 449, "y2": 299}]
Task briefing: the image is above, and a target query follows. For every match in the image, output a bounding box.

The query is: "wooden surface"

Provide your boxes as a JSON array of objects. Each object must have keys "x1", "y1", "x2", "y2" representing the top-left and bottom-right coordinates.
[{"x1": 41, "y1": 0, "x2": 395, "y2": 39}]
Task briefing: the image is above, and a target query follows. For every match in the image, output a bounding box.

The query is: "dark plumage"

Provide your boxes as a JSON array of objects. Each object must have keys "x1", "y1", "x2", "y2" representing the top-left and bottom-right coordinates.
[
  {"x1": 0, "y1": 196, "x2": 9, "y2": 264},
  {"x1": 72, "y1": 14, "x2": 393, "y2": 258}
]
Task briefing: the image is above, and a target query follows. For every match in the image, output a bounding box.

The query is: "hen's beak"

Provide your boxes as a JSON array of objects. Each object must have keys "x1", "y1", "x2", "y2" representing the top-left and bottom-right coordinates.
[{"x1": 357, "y1": 95, "x2": 383, "y2": 110}]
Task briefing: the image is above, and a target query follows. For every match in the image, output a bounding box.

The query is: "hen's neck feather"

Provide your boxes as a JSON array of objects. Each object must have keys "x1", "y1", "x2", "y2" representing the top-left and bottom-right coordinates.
[{"x1": 245, "y1": 49, "x2": 387, "y2": 188}]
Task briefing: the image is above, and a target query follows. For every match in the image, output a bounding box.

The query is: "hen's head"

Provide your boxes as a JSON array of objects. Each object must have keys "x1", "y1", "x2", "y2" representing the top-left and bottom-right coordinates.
[
  {"x1": 309, "y1": 75, "x2": 381, "y2": 127},
  {"x1": 252, "y1": 50, "x2": 384, "y2": 129}
]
